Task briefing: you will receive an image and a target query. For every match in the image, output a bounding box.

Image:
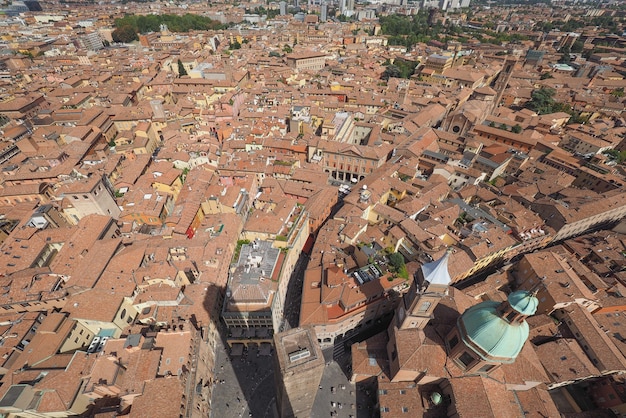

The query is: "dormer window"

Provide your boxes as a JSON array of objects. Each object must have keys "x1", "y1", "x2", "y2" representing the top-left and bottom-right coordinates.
[
  {"x1": 458, "y1": 352, "x2": 474, "y2": 368},
  {"x1": 505, "y1": 310, "x2": 517, "y2": 323}
]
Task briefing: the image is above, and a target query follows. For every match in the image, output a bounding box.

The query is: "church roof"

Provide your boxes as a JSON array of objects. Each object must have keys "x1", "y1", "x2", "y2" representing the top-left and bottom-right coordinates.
[
  {"x1": 460, "y1": 301, "x2": 529, "y2": 362},
  {"x1": 421, "y1": 250, "x2": 452, "y2": 286},
  {"x1": 508, "y1": 290, "x2": 538, "y2": 316}
]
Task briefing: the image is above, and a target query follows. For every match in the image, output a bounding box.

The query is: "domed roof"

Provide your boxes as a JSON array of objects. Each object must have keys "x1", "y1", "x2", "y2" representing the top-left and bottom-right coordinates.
[
  {"x1": 459, "y1": 301, "x2": 529, "y2": 362},
  {"x1": 508, "y1": 290, "x2": 539, "y2": 316}
]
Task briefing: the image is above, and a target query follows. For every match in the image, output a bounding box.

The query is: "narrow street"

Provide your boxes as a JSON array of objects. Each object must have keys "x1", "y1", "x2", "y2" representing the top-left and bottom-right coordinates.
[{"x1": 282, "y1": 251, "x2": 309, "y2": 331}]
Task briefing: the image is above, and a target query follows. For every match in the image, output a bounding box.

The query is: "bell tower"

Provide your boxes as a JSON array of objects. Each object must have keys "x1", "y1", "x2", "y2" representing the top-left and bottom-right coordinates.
[
  {"x1": 491, "y1": 58, "x2": 517, "y2": 115},
  {"x1": 397, "y1": 249, "x2": 453, "y2": 331}
]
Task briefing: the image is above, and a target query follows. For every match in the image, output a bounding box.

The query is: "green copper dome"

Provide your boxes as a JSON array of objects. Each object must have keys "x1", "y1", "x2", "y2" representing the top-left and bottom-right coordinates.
[
  {"x1": 508, "y1": 290, "x2": 539, "y2": 316},
  {"x1": 459, "y1": 301, "x2": 529, "y2": 362}
]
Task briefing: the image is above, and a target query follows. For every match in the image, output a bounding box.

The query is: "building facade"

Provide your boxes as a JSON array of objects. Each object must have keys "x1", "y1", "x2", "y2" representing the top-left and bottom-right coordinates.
[
  {"x1": 285, "y1": 52, "x2": 327, "y2": 71},
  {"x1": 61, "y1": 175, "x2": 121, "y2": 223}
]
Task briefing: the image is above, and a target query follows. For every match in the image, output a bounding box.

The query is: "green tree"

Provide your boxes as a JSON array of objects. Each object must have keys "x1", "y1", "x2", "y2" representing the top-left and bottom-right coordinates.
[
  {"x1": 381, "y1": 65, "x2": 401, "y2": 81},
  {"x1": 583, "y1": 47, "x2": 596, "y2": 59},
  {"x1": 525, "y1": 86, "x2": 584, "y2": 123},
  {"x1": 537, "y1": 21, "x2": 553, "y2": 32},
  {"x1": 282, "y1": 44, "x2": 292, "y2": 53},
  {"x1": 525, "y1": 87, "x2": 556, "y2": 115},
  {"x1": 552, "y1": 101, "x2": 572, "y2": 114},
  {"x1": 570, "y1": 39, "x2": 584, "y2": 53},
  {"x1": 379, "y1": 12, "x2": 444, "y2": 49},
  {"x1": 558, "y1": 47, "x2": 572, "y2": 64},
  {"x1": 511, "y1": 124, "x2": 522, "y2": 134},
  {"x1": 381, "y1": 58, "x2": 417, "y2": 80},
  {"x1": 112, "y1": 25, "x2": 138, "y2": 43},
  {"x1": 603, "y1": 149, "x2": 626, "y2": 164},
  {"x1": 114, "y1": 13, "x2": 227, "y2": 35},
  {"x1": 136, "y1": 14, "x2": 160, "y2": 33},
  {"x1": 568, "y1": 111, "x2": 590, "y2": 125},
  {"x1": 388, "y1": 252, "x2": 408, "y2": 279},
  {"x1": 611, "y1": 87, "x2": 624, "y2": 98},
  {"x1": 177, "y1": 59, "x2": 188, "y2": 77},
  {"x1": 388, "y1": 252, "x2": 405, "y2": 272}
]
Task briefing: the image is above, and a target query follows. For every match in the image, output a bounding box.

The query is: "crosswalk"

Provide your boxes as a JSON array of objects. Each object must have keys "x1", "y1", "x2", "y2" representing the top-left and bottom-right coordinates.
[
  {"x1": 332, "y1": 340, "x2": 354, "y2": 375},
  {"x1": 333, "y1": 340, "x2": 346, "y2": 360}
]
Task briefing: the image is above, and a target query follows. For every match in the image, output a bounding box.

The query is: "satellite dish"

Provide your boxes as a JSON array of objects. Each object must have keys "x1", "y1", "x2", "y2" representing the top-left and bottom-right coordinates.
[{"x1": 430, "y1": 392, "x2": 443, "y2": 406}]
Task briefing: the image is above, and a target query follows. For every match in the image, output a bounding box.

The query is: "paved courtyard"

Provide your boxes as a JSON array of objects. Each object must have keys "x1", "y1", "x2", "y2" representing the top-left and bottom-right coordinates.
[
  {"x1": 311, "y1": 360, "x2": 359, "y2": 418},
  {"x1": 210, "y1": 339, "x2": 277, "y2": 418},
  {"x1": 209, "y1": 332, "x2": 380, "y2": 418}
]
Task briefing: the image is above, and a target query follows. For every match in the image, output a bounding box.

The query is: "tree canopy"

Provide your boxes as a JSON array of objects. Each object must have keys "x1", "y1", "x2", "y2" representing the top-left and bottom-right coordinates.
[
  {"x1": 525, "y1": 87, "x2": 589, "y2": 124},
  {"x1": 112, "y1": 25, "x2": 138, "y2": 43},
  {"x1": 388, "y1": 252, "x2": 409, "y2": 279},
  {"x1": 570, "y1": 39, "x2": 584, "y2": 53},
  {"x1": 525, "y1": 87, "x2": 560, "y2": 114},
  {"x1": 379, "y1": 12, "x2": 528, "y2": 50},
  {"x1": 177, "y1": 59, "x2": 188, "y2": 77},
  {"x1": 536, "y1": 15, "x2": 621, "y2": 35},
  {"x1": 381, "y1": 58, "x2": 418, "y2": 80},
  {"x1": 379, "y1": 12, "x2": 443, "y2": 49},
  {"x1": 114, "y1": 13, "x2": 227, "y2": 34},
  {"x1": 611, "y1": 87, "x2": 624, "y2": 98},
  {"x1": 245, "y1": 6, "x2": 280, "y2": 19},
  {"x1": 603, "y1": 149, "x2": 626, "y2": 164}
]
